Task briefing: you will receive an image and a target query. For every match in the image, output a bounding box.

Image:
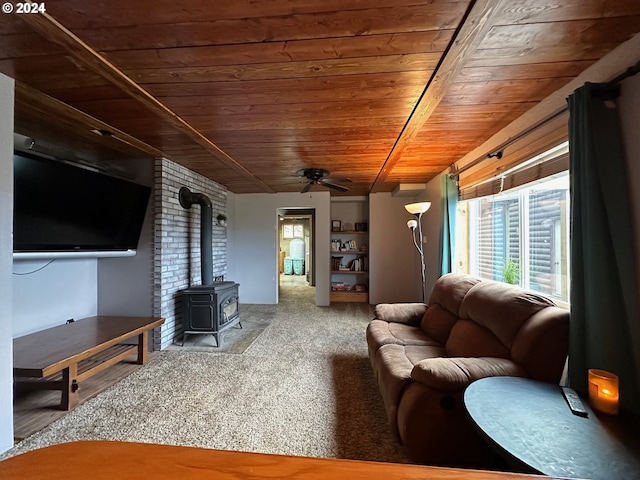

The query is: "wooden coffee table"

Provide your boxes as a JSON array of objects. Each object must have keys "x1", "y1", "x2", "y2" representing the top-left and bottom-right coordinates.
[
  {"x1": 0, "y1": 440, "x2": 563, "y2": 479},
  {"x1": 464, "y1": 376, "x2": 640, "y2": 479},
  {"x1": 13, "y1": 316, "x2": 164, "y2": 410}
]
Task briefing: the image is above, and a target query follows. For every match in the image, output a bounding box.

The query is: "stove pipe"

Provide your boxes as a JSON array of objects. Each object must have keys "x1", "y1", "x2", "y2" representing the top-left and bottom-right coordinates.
[{"x1": 178, "y1": 186, "x2": 213, "y2": 285}]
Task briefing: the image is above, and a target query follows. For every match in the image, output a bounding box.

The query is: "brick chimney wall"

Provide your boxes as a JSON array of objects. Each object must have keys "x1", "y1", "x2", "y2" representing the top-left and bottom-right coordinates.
[{"x1": 152, "y1": 158, "x2": 227, "y2": 349}]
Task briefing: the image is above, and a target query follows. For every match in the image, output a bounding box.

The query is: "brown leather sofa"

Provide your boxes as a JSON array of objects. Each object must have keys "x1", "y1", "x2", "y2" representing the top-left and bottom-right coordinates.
[{"x1": 366, "y1": 273, "x2": 570, "y2": 467}]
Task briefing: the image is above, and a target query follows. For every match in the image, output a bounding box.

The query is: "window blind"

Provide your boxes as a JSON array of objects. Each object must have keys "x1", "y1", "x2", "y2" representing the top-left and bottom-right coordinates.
[
  {"x1": 457, "y1": 110, "x2": 569, "y2": 200},
  {"x1": 460, "y1": 150, "x2": 568, "y2": 200}
]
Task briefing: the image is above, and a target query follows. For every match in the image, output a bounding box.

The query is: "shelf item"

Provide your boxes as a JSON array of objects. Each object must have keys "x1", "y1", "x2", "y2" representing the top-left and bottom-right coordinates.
[
  {"x1": 331, "y1": 254, "x2": 368, "y2": 273},
  {"x1": 331, "y1": 281, "x2": 351, "y2": 291}
]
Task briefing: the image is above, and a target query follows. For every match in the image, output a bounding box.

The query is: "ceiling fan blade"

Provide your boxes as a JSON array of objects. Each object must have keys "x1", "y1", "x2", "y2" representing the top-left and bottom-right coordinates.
[
  {"x1": 300, "y1": 182, "x2": 312, "y2": 193},
  {"x1": 324, "y1": 177, "x2": 352, "y2": 183},
  {"x1": 321, "y1": 181, "x2": 349, "y2": 192}
]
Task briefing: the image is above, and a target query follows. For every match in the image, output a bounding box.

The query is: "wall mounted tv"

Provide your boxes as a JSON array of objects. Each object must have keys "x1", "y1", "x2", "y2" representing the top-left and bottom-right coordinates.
[{"x1": 13, "y1": 150, "x2": 152, "y2": 259}]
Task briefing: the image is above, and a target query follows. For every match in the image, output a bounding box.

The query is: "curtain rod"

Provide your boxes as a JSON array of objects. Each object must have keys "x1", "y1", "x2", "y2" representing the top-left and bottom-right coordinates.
[
  {"x1": 450, "y1": 58, "x2": 640, "y2": 177},
  {"x1": 450, "y1": 107, "x2": 568, "y2": 176},
  {"x1": 603, "y1": 59, "x2": 640, "y2": 90}
]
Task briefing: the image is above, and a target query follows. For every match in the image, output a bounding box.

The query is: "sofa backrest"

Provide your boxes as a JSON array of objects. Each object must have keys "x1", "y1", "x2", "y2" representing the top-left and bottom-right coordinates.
[
  {"x1": 421, "y1": 273, "x2": 570, "y2": 383},
  {"x1": 419, "y1": 273, "x2": 481, "y2": 344}
]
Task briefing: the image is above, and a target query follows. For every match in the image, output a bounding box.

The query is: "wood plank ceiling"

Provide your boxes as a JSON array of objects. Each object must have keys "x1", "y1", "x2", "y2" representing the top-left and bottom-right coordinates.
[{"x1": 1, "y1": 1, "x2": 639, "y2": 195}]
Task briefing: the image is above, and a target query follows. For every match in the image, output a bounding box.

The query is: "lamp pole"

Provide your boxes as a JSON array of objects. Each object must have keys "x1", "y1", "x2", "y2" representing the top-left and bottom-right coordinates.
[{"x1": 405, "y1": 202, "x2": 431, "y2": 303}]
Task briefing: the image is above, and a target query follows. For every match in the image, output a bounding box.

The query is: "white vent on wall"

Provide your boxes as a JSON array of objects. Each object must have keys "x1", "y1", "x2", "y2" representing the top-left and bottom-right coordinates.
[{"x1": 392, "y1": 184, "x2": 426, "y2": 197}]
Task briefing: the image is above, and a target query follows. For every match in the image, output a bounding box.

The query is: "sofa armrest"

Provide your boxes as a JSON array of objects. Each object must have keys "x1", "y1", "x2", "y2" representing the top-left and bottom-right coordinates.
[
  {"x1": 374, "y1": 303, "x2": 427, "y2": 326},
  {"x1": 411, "y1": 357, "x2": 527, "y2": 393}
]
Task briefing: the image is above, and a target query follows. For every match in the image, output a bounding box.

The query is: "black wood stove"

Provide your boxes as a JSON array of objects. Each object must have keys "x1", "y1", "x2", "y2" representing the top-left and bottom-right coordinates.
[
  {"x1": 181, "y1": 281, "x2": 240, "y2": 346},
  {"x1": 178, "y1": 187, "x2": 240, "y2": 347}
]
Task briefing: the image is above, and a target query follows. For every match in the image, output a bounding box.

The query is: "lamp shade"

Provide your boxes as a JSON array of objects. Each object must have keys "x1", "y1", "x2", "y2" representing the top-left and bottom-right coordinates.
[
  {"x1": 407, "y1": 219, "x2": 418, "y2": 230},
  {"x1": 405, "y1": 202, "x2": 431, "y2": 215}
]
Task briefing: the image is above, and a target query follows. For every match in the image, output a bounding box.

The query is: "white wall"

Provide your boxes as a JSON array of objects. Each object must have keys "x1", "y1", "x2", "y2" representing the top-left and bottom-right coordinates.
[
  {"x1": 369, "y1": 193, "x2": 422, "y2": 303},
  {"x1": 13, "y1": 260, "x2": 98, "y2": 336},
  {"x1": 227, "y1": 190, "x2": 238, "y2": 278},
  {"x1": 230, "y1": 190, "x2": 442, "y2": 306},
  {"x1": 97, "y1": 159, "x2": 154, "y2": 317},
  {"x1": 370, "y1": 179, "x2": 443, "y2": 303},
  {"x1": 421, "y1": 176, "x2": 444, "y2": 297},
  {"x1": 97, "y1": 221, "x2": 153, "y2": 317},
  {"x1": 229, "y1": 191, "x2": 330, "y2": 305},
  {"x1": 0, "y1": 72, "x2": 14, "y2": 452}
]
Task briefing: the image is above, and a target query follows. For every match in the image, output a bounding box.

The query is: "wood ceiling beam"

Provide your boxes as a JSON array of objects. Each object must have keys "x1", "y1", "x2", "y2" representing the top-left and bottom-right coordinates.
[
  {"x1": 16, "y1": 7, "x2": 276, "y2": 193},
  {"x1": 370, "y1": 0, "x2": 509, "y2": 192},
  {"x1": 15, "y1": 81, "x2": 166, "y2": 159}
]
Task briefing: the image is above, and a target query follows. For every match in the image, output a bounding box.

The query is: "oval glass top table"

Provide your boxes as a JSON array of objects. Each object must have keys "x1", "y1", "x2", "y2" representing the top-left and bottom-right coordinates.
[{"x1": 464, "y1": 376, "x2": 640, "y2": 480}]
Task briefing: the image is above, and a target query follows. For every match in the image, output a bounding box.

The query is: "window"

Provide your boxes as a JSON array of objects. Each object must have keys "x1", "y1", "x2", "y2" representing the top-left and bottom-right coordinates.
[
  {"x1": 457, "y1": 172, "x2": 570, "y2": 306},
  {"x1": 283, "y1": 224, "x2": 304, "y2": 238}
]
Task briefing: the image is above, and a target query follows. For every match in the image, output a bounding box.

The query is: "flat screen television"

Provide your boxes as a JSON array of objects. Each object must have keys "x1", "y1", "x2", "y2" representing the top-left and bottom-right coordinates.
[{"x1": 13, "y1": 150, "x2": 152, "y2": 257}]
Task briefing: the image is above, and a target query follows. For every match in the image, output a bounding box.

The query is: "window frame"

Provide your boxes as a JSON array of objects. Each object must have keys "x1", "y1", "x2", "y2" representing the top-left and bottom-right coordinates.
[{"x1": 459, "y1": 171, "x2": 570, "y2": 308}]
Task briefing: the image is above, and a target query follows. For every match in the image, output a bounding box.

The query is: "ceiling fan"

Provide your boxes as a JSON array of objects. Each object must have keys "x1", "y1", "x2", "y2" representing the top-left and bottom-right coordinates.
[{"x1": 296, "y1": 168, "x2": 352, "y2": 193}]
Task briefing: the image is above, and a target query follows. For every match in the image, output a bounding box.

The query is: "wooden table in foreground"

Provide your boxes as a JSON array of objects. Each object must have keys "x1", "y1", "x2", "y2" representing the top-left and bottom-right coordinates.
[
  {"x1": 13, "y1": 316, "x2": 164, "y2": 410},
  {"x1": 0, "y1": 441, "x2": 560, "y2": 480},
  {"x1": 464, "y1": 376, "x2": 640, "y2": 480}
]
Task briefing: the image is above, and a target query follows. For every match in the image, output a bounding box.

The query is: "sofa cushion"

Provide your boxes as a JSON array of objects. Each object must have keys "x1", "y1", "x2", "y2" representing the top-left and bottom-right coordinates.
[
  {"x1": 419, "y1": 273, "x2": 482, "y2": 345},
  {"x1": 419, "y1": 303, "x2": 459, "y2": 345},
  {"x1": 374, "y1": 343, "x2": 448, "y2": 437},
  {"x1": 374, "y1": 303, "x2": 426, "y2": 325},
  {"x1": 445, "y1": 319, "x2": 510, "y2": 358},
  {"x1": 403, "y1": 344, "x2": 448, "y2": 365},
  {"x1": 511, "y1": 306, "x2": 570, "y2": 382},
  {"x1": 411, "y1": 357, "x2": 527, "y2": 392},
  {"x1": 366, "y1": 319, "x2": 441, "y2": 354},
  {"x1": 427, "y1": 273, "x2": 482, "y2": 316},
  {"x1": 376, "y1": 344, "x2": 449, "y2": 400},
  {"x1": 374, "y1": 344, "x2": 415, "y2": 436},
  {"x1": 459, "y1": 281, "x2": 556, "y2": 349}
]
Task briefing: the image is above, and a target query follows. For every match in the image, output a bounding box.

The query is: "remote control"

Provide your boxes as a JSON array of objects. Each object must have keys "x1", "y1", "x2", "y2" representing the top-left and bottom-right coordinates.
[{"x1": 561, "y1": 386, "x2": 588, "y2": 417}]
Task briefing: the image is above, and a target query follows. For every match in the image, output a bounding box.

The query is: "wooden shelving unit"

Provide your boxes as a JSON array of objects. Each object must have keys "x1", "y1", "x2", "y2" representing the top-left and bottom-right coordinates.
[
  {"x1": 329, "y1": 290, "x2": 369, "y2": 303},
  {"x1": 330, "y1": 198, "x2": 369, "y2": 303}
]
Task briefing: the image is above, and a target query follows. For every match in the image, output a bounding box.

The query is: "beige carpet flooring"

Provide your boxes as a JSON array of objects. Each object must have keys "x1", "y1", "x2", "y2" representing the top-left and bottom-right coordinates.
[{"x1": 2, "y1": 284, "x2": 408, "y2": 463}]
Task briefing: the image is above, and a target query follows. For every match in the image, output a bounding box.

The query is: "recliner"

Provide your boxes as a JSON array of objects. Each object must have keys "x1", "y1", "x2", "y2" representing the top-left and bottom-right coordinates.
[{"x1": 366, "y1": 273, "x2": 570, "y2": 466}]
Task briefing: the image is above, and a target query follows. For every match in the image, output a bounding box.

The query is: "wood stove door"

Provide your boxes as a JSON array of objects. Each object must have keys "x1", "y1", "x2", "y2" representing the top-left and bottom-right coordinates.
[
  {"x1": 219, "y1": 290, "x2": 239, "y2": 327},
  {"x1": 186, "y1": 293, "x2": 215, "y2": 331}
]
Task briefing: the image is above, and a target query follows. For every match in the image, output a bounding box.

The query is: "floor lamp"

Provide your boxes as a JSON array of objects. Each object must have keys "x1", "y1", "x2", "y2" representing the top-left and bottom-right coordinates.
[{"x1": 405, "y1": 201, "x2": 431, "y2": 303}]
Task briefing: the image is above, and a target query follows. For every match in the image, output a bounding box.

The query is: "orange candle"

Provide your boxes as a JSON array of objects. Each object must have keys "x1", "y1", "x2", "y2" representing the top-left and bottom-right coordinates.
[{"x1": 588, "y1": 369, "x2": 619, "y2": 415}]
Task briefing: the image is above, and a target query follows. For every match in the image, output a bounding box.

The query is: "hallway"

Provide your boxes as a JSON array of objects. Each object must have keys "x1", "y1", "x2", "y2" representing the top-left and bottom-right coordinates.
[{"x1": 279, "y1": 273, "x2": 309, "y2": 288}]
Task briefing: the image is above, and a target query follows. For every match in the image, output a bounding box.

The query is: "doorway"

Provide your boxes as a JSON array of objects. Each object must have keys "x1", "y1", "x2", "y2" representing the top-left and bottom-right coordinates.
[{"x1": 277, "y1": 208, "x2": 315, "y2": 291}]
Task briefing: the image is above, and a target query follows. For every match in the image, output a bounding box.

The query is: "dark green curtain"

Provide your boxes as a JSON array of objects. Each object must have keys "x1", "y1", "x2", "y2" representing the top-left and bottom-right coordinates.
[
  {"x1": 568, "y1": 82, "x2": 640, "y2": 415},
  {"x1": 439, "y1": 174, "x2": 459, "y2": 275}
]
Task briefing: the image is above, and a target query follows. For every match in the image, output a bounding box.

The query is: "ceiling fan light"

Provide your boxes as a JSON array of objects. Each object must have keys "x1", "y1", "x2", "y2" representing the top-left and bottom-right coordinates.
[{"x1": 404, "y1": 202, "x2": 431, "y2": 215}]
